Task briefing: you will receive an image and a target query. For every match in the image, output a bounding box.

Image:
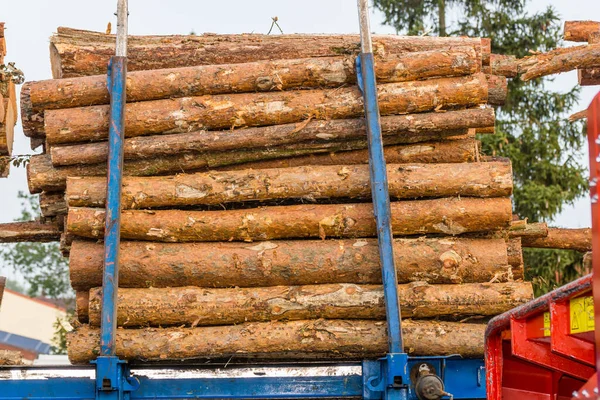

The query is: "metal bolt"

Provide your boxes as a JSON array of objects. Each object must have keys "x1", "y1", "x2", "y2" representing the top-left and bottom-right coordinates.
[
  {"x1": 582, "y1": 389, "x2": 590, "y2": 398},
  {"x1": 572, "y1": 391, "x2": 579, "y2": 398}
]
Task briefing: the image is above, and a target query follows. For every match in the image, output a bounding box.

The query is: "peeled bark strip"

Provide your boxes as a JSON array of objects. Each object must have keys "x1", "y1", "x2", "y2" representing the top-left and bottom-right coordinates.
[
  {"x1": 69, "y1": 237, "x2": 511, "y2": 291},
  {"x1": 66, "y1": 162, "x2": 513, "y2": 209},
  {"x1": 0, "y1": 221, "x2": 61, "y2": 243},
  {"x1": 522, "y1": 228, "x2": 592, "y2": 252},
  {"x1": 67, "y1": 197, "x2": 512, "y2": 242},
  {"x1": 50, "y1": 108, "x2": 493, "y2": 166},
  {"x1": 67, "y1": 319, "x2": 486, "y2": 364},
  {"x1": 85, "y1": 282, "x2": 532, "y2": 327},
  {"x1": 564, "y1": 21, "x2": 600, "y2": 42},
  {"x1": 486, "y1": 75, "x2": 508, "y2": 106},
  {"x1": 40, "y1": 192, "x2": 67, "y2": 217},
  {"x1": 29, "y1": 140, "x2": 480, "y2": 193},
  {"x1": 51, "y1": 28, "x2": 487, "y2": 78},
  {"x1": 44, "y1": 74, "x2": 489, "y2": 145},
  {"x1": 23, "y1": 49, "x2": 479, "y2": 137},
  {"x1": 520, "y1": 43, "x2": 600, "y2": 81}
]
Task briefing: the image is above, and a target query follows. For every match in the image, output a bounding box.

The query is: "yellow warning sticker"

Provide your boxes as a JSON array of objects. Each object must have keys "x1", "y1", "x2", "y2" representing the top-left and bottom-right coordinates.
[
  {"x1": 570, "y1": 296, "x2": 595, "y2": 334},
  {"x1": 543, "y1": 312, "x2": 551, "y2": 337}
]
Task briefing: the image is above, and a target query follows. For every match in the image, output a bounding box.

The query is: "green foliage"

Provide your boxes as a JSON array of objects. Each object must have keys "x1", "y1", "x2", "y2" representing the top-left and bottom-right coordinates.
[
  {"x1": 51, "y1": 313, "x2": 72, "y2": 355},
  {"x1": 9, "y1": 155, "x2": 30, "y2": 168},
  {"x1": 524, "y1": 248, "x2": 586, "y2": 296},
  {"x1": 374, "y1": 0, "x2": 589, "y2": 294},
  {"x1": 1, "y1": 192, "x2": 71, "y2": 299}
]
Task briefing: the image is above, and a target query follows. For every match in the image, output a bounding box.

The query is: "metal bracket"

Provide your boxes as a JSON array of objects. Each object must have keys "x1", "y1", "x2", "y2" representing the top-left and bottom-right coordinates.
[
  {"x1": 92, "y1": 356, "x2": 140, "y2": 399},
  {"x1": 363, "y1": 353, "x2": 410, "y2": 399}
]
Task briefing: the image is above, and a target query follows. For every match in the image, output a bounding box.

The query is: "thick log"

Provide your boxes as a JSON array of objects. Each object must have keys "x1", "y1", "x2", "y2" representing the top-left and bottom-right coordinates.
[
  {"x1": 66, "y1": 197, "x2": 512, "y2": 242},
  {"x1": 76, "y1": 290, "x2": 89, "y2": 323},
  {"x1": 51, "y1": 28, "x2": 488, "y2": 78},
  {"x1": 489, "y1": 54, "x2": 518, "y2": 78},
  {"x1": 66, "y1": 162, "x2": 513, "y2": 209},
  {"x1": 67, "y1": 319, "x2": 486, "y2": 364},
  {"x1": 23, "y1": 49, "x2": 479, "y2": 137},
  {"x1": 0, "y1": 350, "x2": 23, "y2": 366},
  {"x1": 0, "y1": 221, "x2": 61, "y2": 243},
  {"x1": 29, "y1": 139, "x2": 480, "y2": 193},
  {"x1": 85, "y1": 282, "x2": 533, "y2": 327},
  {"x1": 69, "y1": 237, "x2": 512, "y2": 291},
  {"x1": 40, "y1": 192, "x2": 67, "y2": 217},
  {"x1": 486, "y1": 75, "x2": 508, "y2": 106},
  {"x1": 520, "y1": 43, "x2": 600, "y2": 81},
  {"x1": 44, "y1": 74, "x2": 489, "y2": 145},
  {"x1": 507, "y1": 238, "x2": 524, "y2": 274},
  {"x1": 50, "y1": 108, "x2": 494, "y2": 166},
  {"x1": 522, "y1": 228, "x2": 592, "y2": 252},
  {"x1": 578, "y1": 32, "x2": 600, "y2": 86},
  {"x1": 564, "y1": 21, "x2": 600, "y2": 42}
]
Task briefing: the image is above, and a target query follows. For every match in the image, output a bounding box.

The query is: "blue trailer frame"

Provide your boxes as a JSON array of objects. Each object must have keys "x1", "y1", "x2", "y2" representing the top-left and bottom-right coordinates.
[{"x1": 0, "y1": 1, "x2": 487, "y2": 399}]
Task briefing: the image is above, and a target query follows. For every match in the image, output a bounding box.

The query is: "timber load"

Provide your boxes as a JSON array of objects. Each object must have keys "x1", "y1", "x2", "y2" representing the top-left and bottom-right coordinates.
[
  {"x1": 17, "y1": 28, "x2": 538, "y2": 364},
  {"x1": 0, "y1": 22, "x2": 19, "y2": 177}
]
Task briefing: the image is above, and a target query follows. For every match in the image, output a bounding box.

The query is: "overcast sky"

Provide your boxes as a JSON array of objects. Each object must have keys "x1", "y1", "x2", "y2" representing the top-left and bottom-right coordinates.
[{"x1": 1, "y1": 0, "x2": 599, "y2": 228}]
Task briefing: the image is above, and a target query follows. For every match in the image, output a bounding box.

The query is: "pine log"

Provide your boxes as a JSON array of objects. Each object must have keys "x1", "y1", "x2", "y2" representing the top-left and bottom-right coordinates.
[
  {"x1": 522, "y1": 228, "x2": 592, "y2": 252},
  {"x1": 66, "y1": 162, "x2": 513, "y2": 209},
  {"x1": 29, "y1": 139, "x2": 480, "y2": 193},
  {"x1": 564, "y1": 21, "x2": 600, "y2": 42},
  {"x1": 66, "y1": 197, "x2": 512, "y2": 242},
  {"x1": 84, "y1": 282, "x2": 532, "y2": 327},
  {"x1": 44, "y1": 74, "x2": 489, "y2": 145},
  {"x1": 489, "y1": 54, "x2": 518, "y2": 78},
  {"x1": 486, "y1": 75, "x2": 508, "y2": 105},
  {"x1": 67, "y1": 319, "x2": 486, "y2": 364},
  {"x1": 508, "y1": 222, "x2": 548, "y2": 239},
  {"x1": 69, "y1": 237, "x2": 512, "y2": 291},
  {"x1": 0, "y1": 83, "x2": 16, "y2": 156},
  {"x1": 0, "y1": 221, "x2": 61, "y2": 243},
  {"x1": 507, "y1": 238, "x2": 524, "y2": 274},
  {"x1": 40, "y1": 192, "x2": 67, "y2": 217},
  {"x1": 51, "y1": 28, "x2": 489, "y2": 78},
  {"x1": 76, "y1": 290, "x2": 89, "y2": 323},
  {"x1": 22, "y1": 49, "x2": 479, "y2": 137},
  {"x1": 578, "y1": 32, "x2": 600, "y2": 85},
  {"x1": 50, "y1": 108, "x2": 493, "y2": 166},
  {"x1": 520, "y1": 43, "x2": 600, "y2": 81}
]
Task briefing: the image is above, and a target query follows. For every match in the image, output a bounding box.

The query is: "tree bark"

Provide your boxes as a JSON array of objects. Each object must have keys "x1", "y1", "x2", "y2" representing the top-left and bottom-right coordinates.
[
  {"x1": 29, "y1": 139, "x2": 480, "y2": 193},
  {"x1": 76, "y1": 290, "x2": 89, "y2": 323},
  {"x1": 50, "y1": 108, "x2": 493, "y2": 166},
  {"x1": 577, "y1": 32, "x2": 600, "y2": 85},
  {"x1": 520, "y1": 43, "x2": 600, "y2": 81},
  {"x1": 66, "y1": 197, "x2": 512, "y2": 242},
  {"x1": 564, "y1": 21, "x2": 600, "y2": 42},
  {"x1": 50, "y1": 27, "x2": 488, "y2": 78},
  {"x1": 69, "y1": 237, "x2": 512, "y2": 291},
  {"x1": 507, "y1": 238, "x2": 523, "y2": 277},
  {"x1": 0, "y1": 80, "x2": 16, "y2": 156},
  {"x1": 22, "y1": 49, "x2": 480, "y2": 137},
  {"x1": 67, "y1": 319, "x2": 486, "y2": 364},
  {"x1": 66, "y1": 161, "x2": 512, "y2": 209},
  {"x1": 84, "y1": 282, "x2": 532, "y2": 327},
  {"x1": 508, "y1": 222, "x2": 548, "y2": 238},
  {"x1": 0, "y1": 156, "x2": 9, "y2": 178},
  {"x1": 486, "y1": 75, "x2": 508, "y2": 106},
  {"x1": 488, "y1": 54, "x2": 518, "y2": 78},
  {"x1": 522, "y1": 228, "x2": 592, "y2": 252},
  {"x1": 0, "y1": 221, "x2": 61, "y2": 243},
  {"x1": 0, "y1": 277, "x2": 5, "y2": 307},
  {"x1": 40, "y1": 192, "x2": 67, "y2": 217},
  {"x1": 0, "y1": 350, "x2": 23, "y2": 366},
  {"x1": 44, "y1": 74, "x2": 489, "y2": 145}
]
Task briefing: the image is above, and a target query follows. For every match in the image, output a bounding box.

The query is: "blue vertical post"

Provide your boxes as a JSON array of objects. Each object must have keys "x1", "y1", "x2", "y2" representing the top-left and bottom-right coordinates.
[
  {"x1": 100, "y1": 0, "x2": 128, "y2": 359},
  {"x1": 356, "y1": 0, "x2": 403, "y2": 355}
]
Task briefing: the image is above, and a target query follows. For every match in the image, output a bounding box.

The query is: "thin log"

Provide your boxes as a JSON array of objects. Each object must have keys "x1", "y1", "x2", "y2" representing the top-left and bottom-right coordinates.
[
  {"x1": 66, "y1": 197, "x2": 512, "y2": 242},
  {"x1": 50, "y1": 27, "x2": 488, "y2": 78},
  {"x1": 43, "y1": 74, "x2": 489, "y2": 145},
  {"x1": 50, "y1": 108, "x2": 494, "y2": 166},
  {"x1": 564, "y1": 21, "x2": 600, "y2": 42},
  {"x1": 40, "y1": 192, "x2": 67, "y2": 217},
  {"x1": 85, "y1": 282, "x2": 533, "y2": 327},
  {"x1": 66, "y1": 162, "x2": 513, "y2": 209},
  {"x1": 522, "y1": 228, "x2": 592, "y2": 252},
  {"x1": 23, "y1": 49, "x2": 480, "y2": 137},
  {"x1": 0, "y1": 221, "x2": 61, "y2": 243},
  {"x1": 67, "y1": 319, "x2": 486, "y2": 364},
  {"x1": 569, "y1": 109, "x2": 587, "y2": 121},
  {"x1": 29, "y1": 139, "x2": 480, "y2": 193},
  {"x1": 508, "y1": 222, "x2": 549, "y2": 238},
  {"x1": 520, "y1": 43, "x2": 600, "y2": 81},
  {"x1": 486, "y1": 75, "x2": 508, "y2": 106},
  {"x1": 69, "y1": 237, "x2": 513, "y2": 291}
]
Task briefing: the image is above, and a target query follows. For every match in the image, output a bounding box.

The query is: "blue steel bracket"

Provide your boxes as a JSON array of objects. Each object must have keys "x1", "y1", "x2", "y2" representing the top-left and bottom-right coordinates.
[
  {"x1": 92, "y1": 357, "x2": 140, "y2": 399},
  {"x1": 363, "y1": 354, "x2": 410, "y2": 400}
]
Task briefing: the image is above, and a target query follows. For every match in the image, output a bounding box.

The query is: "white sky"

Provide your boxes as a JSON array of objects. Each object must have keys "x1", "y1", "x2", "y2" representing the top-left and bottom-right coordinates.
[{"x1": 0, "y1": 0, "x2": 599, "y2": 229}]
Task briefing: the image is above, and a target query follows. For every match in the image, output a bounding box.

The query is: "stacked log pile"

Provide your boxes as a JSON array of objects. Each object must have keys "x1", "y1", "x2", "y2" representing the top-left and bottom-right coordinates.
[
  {"x1": 0, "y1": 22, "x2": 17, "y2": 177},
  {"x1": 18, "y1": 28, "x2": 540, "y2": 364}
]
